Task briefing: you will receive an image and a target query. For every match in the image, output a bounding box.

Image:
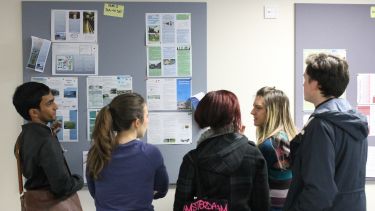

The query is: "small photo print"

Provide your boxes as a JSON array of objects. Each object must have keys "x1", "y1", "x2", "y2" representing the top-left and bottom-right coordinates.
[
  {"x1": 64, "y1": 121, "x2": 76, "y2": 129},
  {"x1": 55, "y1": 32, "x2": 66, "y2": 41},
  {"x1": 148, "y1": 25, "x2": 160, "y2": 34},
  {"x1": 56, "y1": 55, "x2": 73, "y2": 71},
  {"x1": 163, "y1": 59, "x2": 176, "y2": 65},
  {"x1": 148, "y1": 25, "x2": 160, "y2": 42},
  {"x1": 69, "y1": 11, "x2": 80, "y2": 19},
  {"x1": 69, "y1": 11, "x2": 80, "y2": 34},
  {"x1": 64, "y1": 88, "x2": 77, "y2": 98},
  {"x1": 149, "y1": 61, "x2": 161, "y2": 69},
  {"x1": 83, "y1": 11, "x2": 95, "y2": 34}
]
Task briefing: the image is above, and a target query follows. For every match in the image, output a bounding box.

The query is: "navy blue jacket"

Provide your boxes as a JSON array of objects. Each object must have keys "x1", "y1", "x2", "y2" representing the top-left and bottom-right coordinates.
[{"x1": 284, "y1": 98, "x2": 368, "y2": 211}]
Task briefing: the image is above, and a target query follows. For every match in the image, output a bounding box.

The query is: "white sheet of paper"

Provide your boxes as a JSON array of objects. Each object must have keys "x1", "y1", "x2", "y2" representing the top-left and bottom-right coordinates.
[{"x1": 147, "y1": 112, "x2": 192, "y2": 145}]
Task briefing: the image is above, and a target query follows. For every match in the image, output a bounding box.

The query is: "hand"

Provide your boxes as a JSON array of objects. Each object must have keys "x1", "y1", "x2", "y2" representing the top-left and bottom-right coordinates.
[
  {"x1": 239, "y1": 125, "x2": 246, "y2": 134},
  {"x1": 51, "y1": 120, "x2": 62, "y2": 135}
]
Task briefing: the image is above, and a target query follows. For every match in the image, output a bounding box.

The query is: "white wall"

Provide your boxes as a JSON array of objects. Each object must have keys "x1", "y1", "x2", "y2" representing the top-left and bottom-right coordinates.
[{"x1": 1, "y1": 0, "x2": 374, "y2": 210}]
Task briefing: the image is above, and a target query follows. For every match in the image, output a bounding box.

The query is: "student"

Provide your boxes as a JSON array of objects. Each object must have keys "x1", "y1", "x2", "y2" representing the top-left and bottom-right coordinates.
[
  {"x1": 174, "y1": 90, "x2": 270, "y2": 211},
  {"x1": 284, "y1": 53, "x2": 368, "y2": 211},
  {"x1": 86, "y1": 93, "x2": 169, "y2": 211},
  {"x1": 13, "y1": 81, "x2": 83, "y2": 210},
  {"x1": 251, "y1": 86, "x2": 297, "y2": 211}
]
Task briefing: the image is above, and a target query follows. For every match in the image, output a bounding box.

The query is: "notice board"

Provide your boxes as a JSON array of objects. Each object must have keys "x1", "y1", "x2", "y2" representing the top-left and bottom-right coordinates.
[
  {"x1": 295, "y1": 4, "x2": 375, "y2": 179},
  {"x1": 22, "y1": 1, "x2": 207, "y2": 183}
]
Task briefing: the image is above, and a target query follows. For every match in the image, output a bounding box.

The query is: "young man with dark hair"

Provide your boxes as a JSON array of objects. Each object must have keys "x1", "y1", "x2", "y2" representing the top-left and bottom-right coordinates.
[
  {"x1": 13, "y1": 81, "x2": 83, "y2": 209},
  {"x1": 284, "y1": 54, "x2": 368, "y2": 211}
]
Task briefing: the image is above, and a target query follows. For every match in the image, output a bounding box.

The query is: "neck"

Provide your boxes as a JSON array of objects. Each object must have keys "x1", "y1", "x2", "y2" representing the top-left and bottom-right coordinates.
[
  {"x1": 116, "y1": 130, "x2": 137, "y2": 144},
  {"x1": 30, "y1": 118, "x2": 47, "y2": 125},
  {"x1": 313, "y1": 95, "x2": 331, "y2": 107}
]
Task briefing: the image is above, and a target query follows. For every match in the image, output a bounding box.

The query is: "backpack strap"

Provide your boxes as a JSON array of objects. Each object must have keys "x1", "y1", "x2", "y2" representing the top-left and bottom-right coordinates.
[{"x1": 14, "y1": 133, "x2": 24, "y2": 195}]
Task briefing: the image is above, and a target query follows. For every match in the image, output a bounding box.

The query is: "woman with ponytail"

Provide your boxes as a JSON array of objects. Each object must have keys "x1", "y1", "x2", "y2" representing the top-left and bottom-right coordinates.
[{"x1": 86, "y1": 93, "x2": 169, "y2": 211}]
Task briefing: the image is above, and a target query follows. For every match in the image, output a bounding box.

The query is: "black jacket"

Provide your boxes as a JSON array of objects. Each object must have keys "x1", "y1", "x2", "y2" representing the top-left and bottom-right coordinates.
[
  {"x1": 17, "y1": 122, "x2": 83, "y2": 199},
  {"x1": 284, "y1": 99, "x2": 368, "y2": 211},
  {"x1": 174, "y1": 130, "x2": 270, "y2": 211}
]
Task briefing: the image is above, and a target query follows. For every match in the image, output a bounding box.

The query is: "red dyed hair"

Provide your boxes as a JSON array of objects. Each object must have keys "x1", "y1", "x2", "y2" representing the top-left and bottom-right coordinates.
[{"x1": 194, "y1": 90, "x2": 242, "y2": 131}]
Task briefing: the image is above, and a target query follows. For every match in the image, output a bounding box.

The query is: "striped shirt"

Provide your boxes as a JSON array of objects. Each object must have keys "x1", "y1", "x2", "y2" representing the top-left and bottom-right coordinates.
[{"x1": 258, "y1": 131, "x2": 292, "y2": 209}]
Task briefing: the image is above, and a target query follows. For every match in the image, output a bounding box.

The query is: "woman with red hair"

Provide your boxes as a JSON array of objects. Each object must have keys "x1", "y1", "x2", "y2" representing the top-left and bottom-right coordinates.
[{"x1": 174, "y1": 90, "x2": 270, "y2": 211}]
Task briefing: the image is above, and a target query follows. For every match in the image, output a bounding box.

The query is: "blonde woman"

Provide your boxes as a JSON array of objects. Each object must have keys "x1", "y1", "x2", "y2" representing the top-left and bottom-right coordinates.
[{"x1": 251, "y1": 86, "x2": 297, "y2": 211}]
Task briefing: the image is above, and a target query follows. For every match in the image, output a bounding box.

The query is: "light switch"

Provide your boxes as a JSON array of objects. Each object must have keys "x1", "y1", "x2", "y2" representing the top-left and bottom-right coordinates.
[{"x1": 264, "y1": 6, "x2": 278, "y2": 19}]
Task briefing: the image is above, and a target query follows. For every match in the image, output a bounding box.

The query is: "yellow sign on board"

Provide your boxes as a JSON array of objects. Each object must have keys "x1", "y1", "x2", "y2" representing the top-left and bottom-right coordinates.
[
  {"x1": 371, "y1": 6, "x2": 375, "y2": 18},
  {"x1": 104, "y1": 3, "x2": 124, "y2": 18}
]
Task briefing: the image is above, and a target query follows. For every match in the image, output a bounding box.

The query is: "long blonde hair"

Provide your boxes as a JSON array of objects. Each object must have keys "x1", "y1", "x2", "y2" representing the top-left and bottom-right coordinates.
[
  {"x1": 86, "y1": 93, "x2": 145, "y2": 180},
  {"x1": 255, "y1": 87, "x2": 297, "y2": 144}
]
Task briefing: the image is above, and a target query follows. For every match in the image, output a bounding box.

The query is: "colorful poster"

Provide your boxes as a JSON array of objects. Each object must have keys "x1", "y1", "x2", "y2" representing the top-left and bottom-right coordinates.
[
  {"x1": 86, "y1": 75, "x2": 132, "y2": 140},
  {"x1": 87, "y1": 75, "x2": 132, "y2": 108},
  {"x1": 357, "y1": 105, "x2": 375, "y2": 136},
  {"x1": 146, "y1": 13, "x2": 192, "y2": 77},
  {"x1": 357, "y1": 74, "x2": 375, "y2": 105},
  {"x1": 147, "y1": 45, "x2": 191, "y2": 77},
  {"x1": 26, "y1": 36, "x2": 51, "y2": 73},
  {"x1": 357, "y1": 73, "x2": 375, "y2": 136},
  {"x1": 52, "y1": 43, "x2": 98, "y2": 75},
  {"x1": 56, "y1": 109, "x2": 78, "y2": 142},
  {"x1": 146, "y1": 13, "x2": 191, "y2": 46},
  {"x1": 87, "y1": 109, "x2": 101, "y2": 141},
  {"x1": 52, "y1": 10, "x2": 97, "y2": 42},
  {"x1": 31, "y1": 77, "x2": 79, "y2": 142},
  {"x1": 147, "y1": 78, "x2": 191, "y2": 111}
]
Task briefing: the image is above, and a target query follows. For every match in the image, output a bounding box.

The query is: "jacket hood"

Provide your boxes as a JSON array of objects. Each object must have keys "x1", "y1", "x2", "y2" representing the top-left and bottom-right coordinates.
[
  {"x1": 195, "y1": 126, "x2": 250, "y2": 175},
  {"x1": 313, "y1": 98, "x2": 368, "y2": 141}
]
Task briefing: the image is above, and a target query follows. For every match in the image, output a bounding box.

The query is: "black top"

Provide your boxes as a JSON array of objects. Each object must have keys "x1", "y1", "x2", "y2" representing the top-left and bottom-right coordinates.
[
  {"x1": 174, "y1": 132, "x2": 270, "y2": 211},
  {"x1": 18, "y1": 122, "x2": 83, "y2": 199}
]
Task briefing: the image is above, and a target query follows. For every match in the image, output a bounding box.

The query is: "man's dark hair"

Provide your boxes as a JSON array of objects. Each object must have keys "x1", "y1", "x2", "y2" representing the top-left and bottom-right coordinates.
[
  {"x1": 13, "y1": 82, "x2": 51, "y2": 121},
  {"x1": 305, "y1": 53, "x2": 349, "y2": 97}
]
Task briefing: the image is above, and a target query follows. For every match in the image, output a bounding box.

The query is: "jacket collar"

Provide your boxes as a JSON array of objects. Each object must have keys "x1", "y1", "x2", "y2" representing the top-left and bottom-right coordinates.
[{"x1": 197, "y1": 124, "x2": 236, "y2": 146}]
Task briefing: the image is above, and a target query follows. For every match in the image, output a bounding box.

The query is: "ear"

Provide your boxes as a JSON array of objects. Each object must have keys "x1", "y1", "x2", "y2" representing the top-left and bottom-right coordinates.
[
  {"x1": 311, "y1": 80, "x2": 320, "y2": 91},
  {"x1": 29, "y1": 108, "x2": 40, "y2": 121},
  {"x1": 134, "y1": 118, "x2": 141, "y2": 128}
]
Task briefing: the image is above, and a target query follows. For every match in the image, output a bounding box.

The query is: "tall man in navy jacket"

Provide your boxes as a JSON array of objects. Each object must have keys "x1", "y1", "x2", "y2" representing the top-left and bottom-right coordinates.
[{"x1": 284, "y1": 53, "x2": 368, "y2": 211}]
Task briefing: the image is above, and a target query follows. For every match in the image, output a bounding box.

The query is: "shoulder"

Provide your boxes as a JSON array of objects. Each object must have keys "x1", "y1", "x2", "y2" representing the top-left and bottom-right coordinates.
[
  {"x1": 183, "y1": 149, "x2": 196, "y2": 161},
  {"x1": 23, "y1": 123, "x2": 51, "y2": 137},
  {"x1": 226, "y1": 133, "x2": 259, "y2": 151},
  {"x1": 275, "y1": 130, "x2": 288, "y2": 140},
  {"x1": 302, "y1": 117, "x2": 335, "y2": 146},
  {"x1": 140, "y1": 141, "x2": 165, "y2": 164},
  {"x1": 258, "y1": 136, "x2": 272, "y2": 146},
  {"x1": 305, "y1": 116, "x2": 333, "y2": 133},
  {"x1": 258, "y1": 138, "x2": 274, "y2": 153},
  {"x1": 240, "y1": 136, "x2": 264, "y2": 157},
  {"x1": 22, "y1": 123, "x2": 55, "y2": 146},
  {"x1": 140, "y1": 141, "x2": 161, "y2": 155}
]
